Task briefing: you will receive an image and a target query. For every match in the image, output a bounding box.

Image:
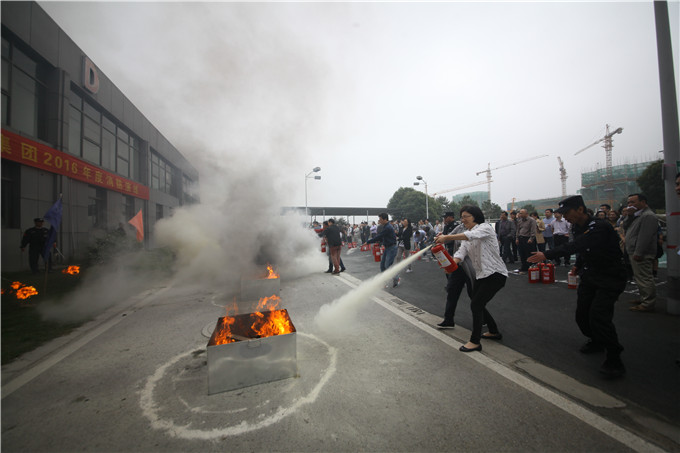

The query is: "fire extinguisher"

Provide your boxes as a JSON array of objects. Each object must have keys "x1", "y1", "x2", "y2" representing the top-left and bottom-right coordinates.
[
  {"x1": 567, "y1": 271, "x2": 578, "y2": 289},
  {"x1": 373, "y1": 243, "x2": 381, "y2": 262},
  {"x1": 431, "y1": 244, "x2": 458, "y2": 273},
  {"x1": 541, "y1": 262, "x2": 555, "y2": 284},
  {"x1": 321, "y1": 240, "x2": 326, "y2": 253},
  {"x1": 528, "y1": 264, "x2": 540, "y2": 283}
]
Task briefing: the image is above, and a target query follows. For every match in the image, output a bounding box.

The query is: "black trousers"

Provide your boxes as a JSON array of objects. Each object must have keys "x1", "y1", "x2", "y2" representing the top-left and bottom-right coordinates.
[
  {"x1": 501, "y1": 235, "x2": 514, "y2": 263},
  {"x1": 517, "y1": 236, "x2": 535, "y2": 271},
  {"x1": 553, "y1": 235, "x2": 571, "y2": 264},
  {"x1": 444, "y1": 265, "x2": 473, "y2": 323},
  {"x1": 469, "y1": 272, "x2": 506, "y2": 344},
  {"x1": 575, "y1": 279, "x2": 624, "y2": 356}
]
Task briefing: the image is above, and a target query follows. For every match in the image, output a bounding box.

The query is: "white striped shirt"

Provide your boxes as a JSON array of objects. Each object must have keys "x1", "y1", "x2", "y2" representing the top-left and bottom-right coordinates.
[{"x1": 454, "y1": 223, "x2": 508, "y2": 279}]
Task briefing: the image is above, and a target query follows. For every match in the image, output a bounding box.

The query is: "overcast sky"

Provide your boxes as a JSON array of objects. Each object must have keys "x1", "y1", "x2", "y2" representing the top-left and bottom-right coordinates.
[{"x1": 39, "y1": 1, "x2": 679, "y2": 212}]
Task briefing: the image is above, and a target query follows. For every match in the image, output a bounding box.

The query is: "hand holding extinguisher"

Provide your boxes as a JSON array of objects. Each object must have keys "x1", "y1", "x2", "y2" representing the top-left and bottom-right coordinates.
[{"x1": 431, "y1": 244, "x2": 458, "y2": 273}]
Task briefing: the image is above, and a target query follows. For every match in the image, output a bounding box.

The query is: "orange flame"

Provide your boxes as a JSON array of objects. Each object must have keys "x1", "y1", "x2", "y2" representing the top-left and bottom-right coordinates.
[
  {"x1": 62, "y1": 265, "x2": 80, "y2": 275},
  {"x1": 211, "y1": 294, "x2": 293, "y2": 345},
  {"x1": 2, "y1": 281, "x2": 39, "y2": 300},
  {"x1": 265, "y1": 264, "x2": 279, "y2": 279}
]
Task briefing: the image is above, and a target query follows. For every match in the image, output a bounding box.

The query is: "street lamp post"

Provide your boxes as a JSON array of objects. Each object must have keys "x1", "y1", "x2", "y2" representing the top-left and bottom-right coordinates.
[
  {"x1": 413, "y1": 175, "x2": 429, "y2": 220},
  {"x1": 305, "y1": 167, "x2": 321, "y2": 220}
]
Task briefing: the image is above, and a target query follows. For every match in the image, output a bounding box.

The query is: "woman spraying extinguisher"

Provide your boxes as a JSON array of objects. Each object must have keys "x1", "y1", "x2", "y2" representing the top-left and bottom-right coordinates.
[{"x1": 435, "y1": 205, "x2": 508, "y2": 352}]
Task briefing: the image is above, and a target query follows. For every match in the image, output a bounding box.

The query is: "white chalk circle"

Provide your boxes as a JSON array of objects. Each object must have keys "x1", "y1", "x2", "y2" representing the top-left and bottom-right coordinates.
[{"x1": 139, "y1": 332, "x2": 337, "y2": 440}]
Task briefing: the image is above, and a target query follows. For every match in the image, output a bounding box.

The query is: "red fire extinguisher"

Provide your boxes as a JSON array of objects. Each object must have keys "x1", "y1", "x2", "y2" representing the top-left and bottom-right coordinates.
[
  {"x1": 373, "y1": 243, "x2": 381, "y2": 262},
  {"x1": 528, "y1": 264, "x2": 540, "y2": 283},
  {"x1": 541, "y1": 262, "x2": 555, "y2": 284},
  {"x1": 431, "y1": 244, "x2": 458, "y2": 273},
  {"x1": 567, "y1": 271, "x2": 578, "y2": 289},
  {"x1": 321, "y1": 240, "x2": 326, "y2": 253}
]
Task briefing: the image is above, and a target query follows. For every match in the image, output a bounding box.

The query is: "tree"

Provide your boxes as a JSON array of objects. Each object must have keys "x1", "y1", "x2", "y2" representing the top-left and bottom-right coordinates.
[
  {"x1": 387, "y1": 187, "x2": 442, "y2": 222},
  {"x1": 435, "y1": 196, "x2": 450, "y2": 213},
  {"x1": 481, "y1": 200, "x2": 502, "y2": 220},
  {"x1": 637, "y1": 160, "x2": 665, "y2": 211},
  {"x1": 521, "y1": 204, "x2": 537, "y2": 214},
  {"x1": 459, "y1": 195, "x2": 479, "y2": 207}
]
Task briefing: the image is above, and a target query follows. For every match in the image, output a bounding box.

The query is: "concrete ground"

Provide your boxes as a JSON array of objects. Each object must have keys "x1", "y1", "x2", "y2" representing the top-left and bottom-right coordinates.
[{"x1": 1, "y1": 248, "x2": 678, "y2": 452}]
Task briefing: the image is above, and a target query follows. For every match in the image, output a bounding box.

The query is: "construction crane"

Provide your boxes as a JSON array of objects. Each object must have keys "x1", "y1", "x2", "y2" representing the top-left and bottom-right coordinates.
[
  {"x1": 557, "y1": 156, "x2": 567, "y2": 197},
  {"x1": 574, "y1": 124, "x2": 623, "y2": 197},
  {"x1": 476, "y1": 154, "x2": 549, "y2": 202},
  {"x1": 432, "y1": 180, "x2": 490, "y2": 197}
]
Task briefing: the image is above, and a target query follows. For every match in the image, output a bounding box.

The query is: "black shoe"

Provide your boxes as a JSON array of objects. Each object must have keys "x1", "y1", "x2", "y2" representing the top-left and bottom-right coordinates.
[
  {"x1": 481, "y1": 333, "x2": 503, "y2": 341},
  {"x1": 340, "y1": 268, "x2": 346, "y2": 272},
  {"x1": 325, "y1": 269, "x2": 332, "y2": 273},
  {"x1": 580, "y1": 340, "x2": 605, "y2": 354},
  {"x1": 436, "y1": 321, "x2": 455, "y2": 329},
  {"x1": 460, "y1": 344, "x2": 482, "y2": 352},
  {"x1": 599, "y1": 357, "x2": 625, "y2": 379}
]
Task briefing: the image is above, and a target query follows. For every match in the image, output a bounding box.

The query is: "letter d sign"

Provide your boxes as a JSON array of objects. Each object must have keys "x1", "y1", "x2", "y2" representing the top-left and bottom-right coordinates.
[{"x1": 83, "y1": 57, "x2": 99, "y2": 94}]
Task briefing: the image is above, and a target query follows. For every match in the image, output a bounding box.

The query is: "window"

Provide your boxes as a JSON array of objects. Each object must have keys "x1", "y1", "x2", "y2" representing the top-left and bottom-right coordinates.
[
  {"x1": 156, "y1": 203, "x2": 163, "y2": 221},
  {"x1": 182, "y1": 174, "x2": 198, "y2": 204},
  {"x1": 68, "y1": 88, "x2": 140, "y2": 181},
  {"x1": 87, "y1": 186, "x2": 107, "y2": 227},
  {"x1": 150, "y1": 149, "x2": 175, "y2": 195},
  {"x1": 1, "y1": 160, "x2": 20, "y2": 228},
  {"x1": 122, "y1": 195, "x2": 135, "y2": 221},
  {"x1": 1, "y1": 38, "x2": 49, "y2": 140}
]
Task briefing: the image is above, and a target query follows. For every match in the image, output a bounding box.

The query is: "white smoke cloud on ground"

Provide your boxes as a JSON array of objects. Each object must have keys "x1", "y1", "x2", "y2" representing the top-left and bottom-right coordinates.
[{"x1": 39, "y1": 3, "x2": 332, "y2": 322}]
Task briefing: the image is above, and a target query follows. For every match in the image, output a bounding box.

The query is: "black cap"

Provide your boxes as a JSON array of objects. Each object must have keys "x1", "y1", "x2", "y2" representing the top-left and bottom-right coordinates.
[
  {"x1": 34, "y1": 217, "x2": 44, "y2": 222},
  {"x1": 555, "y1": 195, "x2": 586, "y2": 214},
  {"x1": 443, "y1": 211, "x2": 456, "y2": 218}
]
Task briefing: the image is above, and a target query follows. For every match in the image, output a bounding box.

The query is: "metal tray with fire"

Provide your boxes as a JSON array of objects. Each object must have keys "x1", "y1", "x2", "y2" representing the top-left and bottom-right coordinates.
[{"x1": 207, "y1": 308, "x2": 297, "y2": 395}]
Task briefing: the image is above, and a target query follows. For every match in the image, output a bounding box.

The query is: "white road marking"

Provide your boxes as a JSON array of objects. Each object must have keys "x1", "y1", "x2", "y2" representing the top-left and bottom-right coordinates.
[{"x1": 138, "y1": 332, "x2": 337, "y2": 440}]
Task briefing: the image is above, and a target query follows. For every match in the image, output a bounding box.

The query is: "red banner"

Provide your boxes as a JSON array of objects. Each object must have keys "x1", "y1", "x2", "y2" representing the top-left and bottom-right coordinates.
[{"x1": 1, "y1": 128, "x2": 149, "y2": 200}]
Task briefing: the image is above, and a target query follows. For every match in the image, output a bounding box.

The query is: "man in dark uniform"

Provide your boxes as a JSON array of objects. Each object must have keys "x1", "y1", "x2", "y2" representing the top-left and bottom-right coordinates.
[
  {"x1": 436, "y1": 211, "x2": 474, "y2": 329},
  {"x1": 20, "y1": 217, "x2": 49, "y2": 274},
  {"x1": 528, "y1": 195, "x2": 626, "y2": 379}
]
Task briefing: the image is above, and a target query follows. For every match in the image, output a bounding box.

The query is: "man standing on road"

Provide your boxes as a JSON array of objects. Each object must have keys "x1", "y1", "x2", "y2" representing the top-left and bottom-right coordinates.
[
  {"x1": 515, "y1": 208, "x2": 537, "y2": 274},
  {"x1": 366, "y1": 212, "x2": 400, "y2": 287},
  {"x1": 20, "y1": 217, "x2": 49, "y2": 274},
  {"x1": 552, "y1": 211, "x2": 571, "y2": 266},
  {"x1": 322, "y1": 219, "x2": 343, "y2": 275},
  {"x1": 528, "y1": 195, "x2": 626, "y2": 379},
  {"x1": 543, "y1": 209, "x2": 555, "y2": 252},
  {"x1": 495, "y1": 211, "x2": 515, "y2": 263},
  {"x1": 623, "y1": 194, "x2": 659, "y2": 312}
]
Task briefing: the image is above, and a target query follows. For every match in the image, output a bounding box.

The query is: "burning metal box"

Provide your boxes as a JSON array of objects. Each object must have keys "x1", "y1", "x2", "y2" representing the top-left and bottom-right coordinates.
[
  {"x1": 240, "y1": 277, "x2": 280, "y2": 302},
  {"x1": 207, "y1": 309, "x2": 297, "y2": 395}
]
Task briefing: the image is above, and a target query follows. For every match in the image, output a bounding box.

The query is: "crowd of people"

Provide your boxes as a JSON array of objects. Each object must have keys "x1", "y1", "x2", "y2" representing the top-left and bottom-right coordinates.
[{"x1": 310, "y1": 180, "x2": 678, "y2": 380}]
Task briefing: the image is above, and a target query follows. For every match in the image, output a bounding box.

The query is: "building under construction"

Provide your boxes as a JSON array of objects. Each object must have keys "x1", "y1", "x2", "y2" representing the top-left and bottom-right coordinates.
[{"x1": 509, "y1": 159, "x2": 657, "y2": 213}]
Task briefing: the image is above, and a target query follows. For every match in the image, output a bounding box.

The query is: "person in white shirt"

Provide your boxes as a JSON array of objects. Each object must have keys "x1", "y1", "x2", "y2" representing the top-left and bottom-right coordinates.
[
  {"x1": 435, "y1": 205, "x2": 508, "y2": 353},
  {"x1": 551, "y1": 211, "x2": 572, "y2": 265}
]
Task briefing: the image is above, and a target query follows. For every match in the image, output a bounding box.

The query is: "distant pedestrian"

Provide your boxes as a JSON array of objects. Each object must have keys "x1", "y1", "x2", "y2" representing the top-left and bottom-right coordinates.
[
  {"x1": 367, "y1": 212, "x2": 400, "y2": 287},
  {"x1": 543, "y1": 209, "x2": 555, "y2": 251},
  {"x1": 552, "y1": 211, "x2": 571, "y2": 265},
  {"x1": 321, "y1": 219, "x2": 344, "y2": 275},
  {"x1": 20, "y1": 217, "x2": 49, "y2": 273},
  {"x1": 515, "y1": 208, "x2": 537, "y2": 274},
  {"x1": 528, "y1": 195, "x2": 626, "y2": 379},
  {"x1": 530, "y1": 212, "x2": 546, "y2": 254},
  {"x1": 495, "y1": 211, "x2": 515, "y2": 263},
  {"x1": 395, "y1": 218, "x2": 413, "y2": 274},
  {"x1": 623, "y1": 194, "x2": 658, "y2": 312},
  {"x1": 435, "y1": 205, "x2": 507, "y2": 353}
]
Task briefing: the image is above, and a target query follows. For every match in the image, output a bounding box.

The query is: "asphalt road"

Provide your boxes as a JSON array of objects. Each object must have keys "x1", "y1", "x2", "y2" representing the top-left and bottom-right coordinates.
[
  {"x1": 343, "y1": 245, "x2": 680, "y2": 437},
  {"x1": 1, "y1": 246, "x2": 678, "y2": 452}
]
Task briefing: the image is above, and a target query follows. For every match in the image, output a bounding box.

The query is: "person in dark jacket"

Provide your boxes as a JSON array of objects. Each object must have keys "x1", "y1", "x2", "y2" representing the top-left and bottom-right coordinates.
[
  {"x1": 528, "y1": 195, "x2": 626, "y2": 379},
  {"x1": 20, "y1": 218, "x2": 49, "y2": 273},
  {"x1": 367, "y1": 213, "x2": 400, "y2": 287},
  {"x1": 322, "y1": 219, "x2": 343, "y2": 274},
  {"x1": 395, "y1": 218, "x2": 413, "y2": 274}
]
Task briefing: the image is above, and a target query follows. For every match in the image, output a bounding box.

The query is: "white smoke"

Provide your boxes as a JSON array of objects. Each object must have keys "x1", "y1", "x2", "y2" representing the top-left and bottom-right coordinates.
[{"x1": 38, "y1": 3, "x2": 332, "y2": 322}]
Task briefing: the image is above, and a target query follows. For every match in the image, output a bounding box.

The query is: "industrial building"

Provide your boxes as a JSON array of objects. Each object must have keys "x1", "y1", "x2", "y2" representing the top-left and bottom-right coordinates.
[{"x1": 2, "y1": 2, "x2": 199, "y2": 271}]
